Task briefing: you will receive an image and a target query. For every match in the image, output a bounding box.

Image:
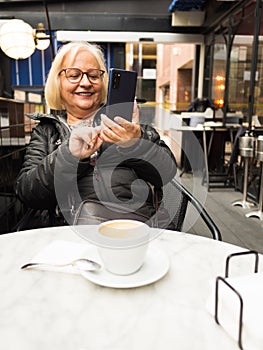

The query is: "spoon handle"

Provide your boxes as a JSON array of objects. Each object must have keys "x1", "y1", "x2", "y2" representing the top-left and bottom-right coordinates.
[
  {"x1": 21, "y1": 262, "x2": 70, "y2": 269},
  {"x1": 21, "y1": 258, "x2": 101, "y2": 271}
]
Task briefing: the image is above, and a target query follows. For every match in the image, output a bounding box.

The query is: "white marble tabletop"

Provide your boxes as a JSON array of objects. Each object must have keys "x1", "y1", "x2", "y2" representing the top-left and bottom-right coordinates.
[{"x1": 0, "y1": 226, "x2": 261, "y2": 350}]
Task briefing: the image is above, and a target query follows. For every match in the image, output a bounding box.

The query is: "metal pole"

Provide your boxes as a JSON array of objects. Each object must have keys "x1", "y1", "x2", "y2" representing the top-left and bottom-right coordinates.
[
  {"x1": 222, "y1": 16, "x2": 235, "y2": 127},
  {"x1": 208, "y1": 33, "x2": 215, "y2": 102},
  {"x1": 43, "y1": 0, "x2": 55, "y2": 60},
  {"x1": 248, "y1": 0, "x2": 262, "y2": 130}
]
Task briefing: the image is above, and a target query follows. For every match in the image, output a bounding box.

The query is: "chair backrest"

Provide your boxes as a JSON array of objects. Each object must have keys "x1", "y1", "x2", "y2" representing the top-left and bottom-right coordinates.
[
  {"x1": 187, "y1": 97, "x2": 215, "y2": 112},
  {"x1": 161, "y1": 178, "x2": 222, "y2": 241},
  {"x1": 14, "y1": 207, "x2": 60, "y2": 232}
]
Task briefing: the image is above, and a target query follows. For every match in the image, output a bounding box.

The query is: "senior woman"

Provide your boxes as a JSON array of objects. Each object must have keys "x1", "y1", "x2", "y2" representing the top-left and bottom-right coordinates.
[{"x1": 15, "y1": 41, "x2": 177, "y2": 228}]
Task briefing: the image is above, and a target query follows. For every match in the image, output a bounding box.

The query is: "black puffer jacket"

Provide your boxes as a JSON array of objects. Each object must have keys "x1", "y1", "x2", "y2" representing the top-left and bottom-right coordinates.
[{"x1": 15, "y1": 112, "x2": 177, "y2": 223}]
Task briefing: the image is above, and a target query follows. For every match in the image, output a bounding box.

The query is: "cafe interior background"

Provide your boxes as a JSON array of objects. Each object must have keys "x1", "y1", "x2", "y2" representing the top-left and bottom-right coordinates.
[{"x1": 1, "y1": 0, "x2": 263, "y2": 244}]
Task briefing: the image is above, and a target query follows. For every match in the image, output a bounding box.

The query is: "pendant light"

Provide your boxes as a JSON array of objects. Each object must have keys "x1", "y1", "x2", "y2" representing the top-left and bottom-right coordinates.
[
  {"x1": 34, "y1": 22, "x2": 50, "y2": 51},
  {"x1": 0, "y1": 19, "x2": 35, "y2": 59}
]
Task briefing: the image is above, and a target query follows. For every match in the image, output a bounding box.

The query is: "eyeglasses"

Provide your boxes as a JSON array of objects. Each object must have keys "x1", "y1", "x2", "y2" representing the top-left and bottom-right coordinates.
[{"x1": 59, "y1": 68, "x2": 105, "y2": 84}]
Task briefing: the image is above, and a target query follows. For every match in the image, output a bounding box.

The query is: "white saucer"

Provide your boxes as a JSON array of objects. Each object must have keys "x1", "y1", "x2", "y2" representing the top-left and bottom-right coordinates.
[{"x1": 80, "y1": 245, "x2": 169, "y2": 289}]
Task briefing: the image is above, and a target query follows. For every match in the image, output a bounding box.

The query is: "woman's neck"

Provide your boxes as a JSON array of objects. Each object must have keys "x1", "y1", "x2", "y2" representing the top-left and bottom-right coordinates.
[{"x1": 67, "y1": 111, "x2": 95, "y2": 125}]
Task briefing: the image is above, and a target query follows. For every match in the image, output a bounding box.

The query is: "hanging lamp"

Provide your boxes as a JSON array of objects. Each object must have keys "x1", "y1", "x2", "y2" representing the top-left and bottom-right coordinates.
[{"x1": 0, "y1": 19, "x2": 35, "y2": 59}]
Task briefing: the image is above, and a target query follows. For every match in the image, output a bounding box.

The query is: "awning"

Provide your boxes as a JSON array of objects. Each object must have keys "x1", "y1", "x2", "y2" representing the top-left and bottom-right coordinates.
[{"x1": 168, "y1": 0, "x2": 207, "y2": 13}]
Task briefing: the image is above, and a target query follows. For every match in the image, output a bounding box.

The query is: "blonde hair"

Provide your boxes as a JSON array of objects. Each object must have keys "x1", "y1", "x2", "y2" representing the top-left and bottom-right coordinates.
[{"x1": 44, "y1": 41, "x2": 108, "y2": 110}]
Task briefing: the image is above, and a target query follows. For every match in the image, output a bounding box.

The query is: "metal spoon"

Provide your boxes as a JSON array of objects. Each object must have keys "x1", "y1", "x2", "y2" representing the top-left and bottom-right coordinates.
[{"x1": 20, "y1": 258, "x2": 101, "y2": 272}]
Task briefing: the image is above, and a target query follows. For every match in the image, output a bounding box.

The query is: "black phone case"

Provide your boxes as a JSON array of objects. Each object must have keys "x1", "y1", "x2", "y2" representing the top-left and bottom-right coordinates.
[{"x1": 106, "y1": 68, "x2": 137, "y2": 121}]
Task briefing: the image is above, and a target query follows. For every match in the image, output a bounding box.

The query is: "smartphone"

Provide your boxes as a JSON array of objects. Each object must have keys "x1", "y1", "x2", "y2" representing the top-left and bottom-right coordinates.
[{"x1": 105, "y1": 68, "x2": 137, "y2": 121}]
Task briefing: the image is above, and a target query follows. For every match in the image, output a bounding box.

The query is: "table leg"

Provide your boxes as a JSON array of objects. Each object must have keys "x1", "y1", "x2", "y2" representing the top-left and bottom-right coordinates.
[{"x1": 202, "y1": 128, "x2": 210, "y2": 191}]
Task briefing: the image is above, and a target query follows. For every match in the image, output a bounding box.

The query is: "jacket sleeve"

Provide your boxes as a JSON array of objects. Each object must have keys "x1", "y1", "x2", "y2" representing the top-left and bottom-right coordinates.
[
  {"x1": 15, "y1": 123, "x2": 92, "y2": 209},
  {"x1": 116, "y1": 124, "x2": 177, "y2": 187}
]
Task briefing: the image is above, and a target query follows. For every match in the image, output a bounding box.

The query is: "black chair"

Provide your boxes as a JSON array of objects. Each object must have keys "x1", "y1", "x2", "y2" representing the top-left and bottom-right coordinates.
[
  {"x1": 15, "y1": 179, "x2": 222, "y2": 241},
  {"x1": 14, "y1": 206, "x2": 61, "y2": 232},
  {"x1": 187, "y1": 97, "x2": 215, "y2": 113},
  {"x1": 160, "y1": 178, "x2": 222, "y2": 241}
]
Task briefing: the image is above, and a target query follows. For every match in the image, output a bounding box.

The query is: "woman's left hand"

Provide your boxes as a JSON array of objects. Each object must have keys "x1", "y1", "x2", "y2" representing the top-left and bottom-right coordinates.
[{"x1": 100, "y1": 102, "x2": 141, "y2": 147}]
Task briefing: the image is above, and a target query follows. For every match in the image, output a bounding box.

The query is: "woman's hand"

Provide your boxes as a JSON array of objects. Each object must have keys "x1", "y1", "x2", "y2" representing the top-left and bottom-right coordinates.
[
  {"x1": 100, "y1": 102, "x2": 141, "y2": 148},
  {"x1": 69, "y1": 125, "x2": 103, "y2": 159}
]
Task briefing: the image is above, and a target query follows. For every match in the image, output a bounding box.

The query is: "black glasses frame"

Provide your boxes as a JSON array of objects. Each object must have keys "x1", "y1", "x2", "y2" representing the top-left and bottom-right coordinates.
[{"x1": 59, "y1": 67, "x2": 105, "y2": 84}]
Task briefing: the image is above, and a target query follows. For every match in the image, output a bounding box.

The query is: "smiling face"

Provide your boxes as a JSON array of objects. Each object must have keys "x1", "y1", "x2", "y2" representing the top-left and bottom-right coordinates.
[{"x1": 60, "y1": 49, "x2": 104, "y2": 124}]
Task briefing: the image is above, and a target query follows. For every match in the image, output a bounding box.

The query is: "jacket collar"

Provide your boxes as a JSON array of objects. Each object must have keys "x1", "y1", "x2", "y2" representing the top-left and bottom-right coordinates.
[{"x1": 26, "y1": 111, "x2": 66, "y2": 122}]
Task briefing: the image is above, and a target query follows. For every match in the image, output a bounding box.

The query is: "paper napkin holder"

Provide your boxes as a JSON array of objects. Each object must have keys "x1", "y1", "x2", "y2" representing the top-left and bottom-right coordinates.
[{"x1": 214, "y1": 250, "x2": 261, "y2": 350}]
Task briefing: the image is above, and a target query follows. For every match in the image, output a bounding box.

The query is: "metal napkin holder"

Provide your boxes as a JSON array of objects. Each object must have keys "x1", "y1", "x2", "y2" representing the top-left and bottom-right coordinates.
[{"x1": 214, "y1": 250, "x2": 260, "y2": 350}]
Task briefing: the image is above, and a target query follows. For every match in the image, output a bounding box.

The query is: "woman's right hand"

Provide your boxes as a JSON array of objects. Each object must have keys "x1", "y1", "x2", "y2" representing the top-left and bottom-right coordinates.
[{"x1": 69, "y1": 126, "x2": 103, "y2": 159}]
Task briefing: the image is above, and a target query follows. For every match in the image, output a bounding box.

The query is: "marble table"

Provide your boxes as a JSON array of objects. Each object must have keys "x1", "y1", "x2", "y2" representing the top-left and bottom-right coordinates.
[{"x1": 0, "y1": 226, "x2": 261, "y2": 350}]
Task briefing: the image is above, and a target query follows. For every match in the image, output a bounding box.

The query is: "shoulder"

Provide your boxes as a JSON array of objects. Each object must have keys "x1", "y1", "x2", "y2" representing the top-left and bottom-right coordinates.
[
  {"x1": 29, "y1": 113, "x2": 69, "y2": 144},
  {"x1": 27, "y1": 112, "x2": 63, "y2": 124},
  {"x1": 29, "y1": 112, "x2": 66, "y2": 131}
]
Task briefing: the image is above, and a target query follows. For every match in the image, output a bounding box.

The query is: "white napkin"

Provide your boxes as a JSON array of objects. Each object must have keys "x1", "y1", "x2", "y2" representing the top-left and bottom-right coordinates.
[
  {"x1": 22, "y1": 240, "x2": 97, "y2": 274},
  {"x1": 207, "y1": 273, "x2": 263, "y2": 350}
]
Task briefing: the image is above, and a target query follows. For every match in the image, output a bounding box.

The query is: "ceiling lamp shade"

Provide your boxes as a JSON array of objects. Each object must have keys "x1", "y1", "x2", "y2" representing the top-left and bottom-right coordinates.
[
  {"x1": 0, "y1": 19, "x2": 35, "y2": 59},
  {"x1": 35, "y1": 32, "x2": 50, "y2": 50},
  {"x1": 35, "y1": 22, "x2": 50, "y2": 51}
]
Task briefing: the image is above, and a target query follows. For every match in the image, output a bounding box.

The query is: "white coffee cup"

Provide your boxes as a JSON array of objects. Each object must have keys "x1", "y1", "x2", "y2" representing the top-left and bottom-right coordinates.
[{"x1": 97, "y1": 219, "x2": 150, "y2": 275}]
